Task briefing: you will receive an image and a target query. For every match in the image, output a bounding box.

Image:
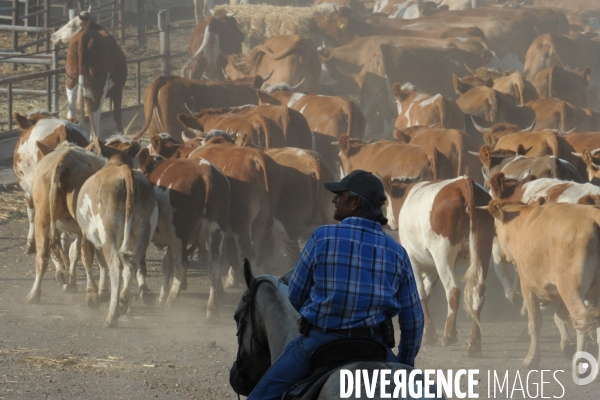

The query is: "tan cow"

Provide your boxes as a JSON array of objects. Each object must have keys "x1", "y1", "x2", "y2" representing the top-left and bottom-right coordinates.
[
  {"x1": 27, "y1": 142, "x2": 105, "y2": 304},
  {"x1": 391, "y1": 82, "x2": 465, "y2": 131},
  {"x1": 130, "y1": 75, "x2": 265, "y2": 140},
  {"x1": 265, "y1": 147, "x2": 336, "y2": 242},
  {"x1": 137, "y1": 149, "x2": 230, "y2": 320},
  {"x1": 382, "y1": 175, "x2": 494, "y2": 357},
  {"x1": 336, "y1": 134, "x2": 441, "y2": 181},
  {"x1": 13, "y1": 111, "x2": 89, "y2": 254},
  {"x1": 224, "y1": 35, "x2": 321, "y2": 93},
  {"x1": 532, "y1": 65, "x2": 591, "y2": 108},
  {"x1": 77, "y1": 137, "x2": 157, "y2": 327},
  {"x1": 394, "y1": 126, "x2": 484, "y2": 182},
  {"x1": 453, "y1": 71, "x2": 539, "y2": 105},
  {"x1": 525, "y1": 98, "x2": 600, "y2": 132},
  {"x1": 257, "y1": 84, "x2": 365, "y2": 176},
  {"x1": 487, "y1": 199, "x2": 600, "y2": 368}
]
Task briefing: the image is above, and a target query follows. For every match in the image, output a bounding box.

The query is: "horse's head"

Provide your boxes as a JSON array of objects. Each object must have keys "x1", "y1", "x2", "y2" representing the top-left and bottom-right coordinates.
[{"x1": 229, "y1": 259, "x2": 273, "y2": 396}]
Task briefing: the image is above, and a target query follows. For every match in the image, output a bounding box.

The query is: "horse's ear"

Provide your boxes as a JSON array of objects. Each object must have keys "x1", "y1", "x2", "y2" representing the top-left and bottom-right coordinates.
[{"x1": 243, "y1": 258, "x2": 255, "y2": 289}]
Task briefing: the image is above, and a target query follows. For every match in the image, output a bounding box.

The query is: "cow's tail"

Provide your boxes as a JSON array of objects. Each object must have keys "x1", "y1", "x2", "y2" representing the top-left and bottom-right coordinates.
[
  {"x1": 254, "y1": 156, "x2": 270, "y2": 194},
  {"x1": 118, "y1": 165, "x2": 135, "y2": 259},
  {"x1": 462, "y1": 177, "x2": 483, "y2": 329},
  {"x1": 129, "y1": 76, "x2": 168, "y2": 140},
  {"x1": 429, "y1": 147, "x2": 440, "y2": 180},
  {"x1": 49, "y1": 149, "x2": 70, "y2": 247},
  {"x1": 570, "y1": 307, "x2": 600, "y2": 333},
  {"x1": 270, "y1": 218, "x2": 300, "y2": 272}
]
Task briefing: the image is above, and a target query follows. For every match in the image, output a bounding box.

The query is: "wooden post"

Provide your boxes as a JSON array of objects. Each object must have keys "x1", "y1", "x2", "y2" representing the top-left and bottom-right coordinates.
[
  {"x1": 158, "y1": 10, "x2": 170, "y2": 77},
  {"x1": 43, "y1": 0, "x2": 49, "y2": 52},
  {"x1": 136, "y1": 61, "x2": 141, "y2": 104},
  {"x1": 118, "y1": 0, "x2": 124, "y2": 43},
  {"x1": 52, "y1": 43, "x2": 59, "y2": 113},
  {"x1": 8, "y1": 82, "x2": 13, "y2": 131},
  {"x1": 12, "y1": 0, "x2": 19, "y2": 51},
  {"x1": 136, "y1": 0, "x2": 146, "y2": 47}
]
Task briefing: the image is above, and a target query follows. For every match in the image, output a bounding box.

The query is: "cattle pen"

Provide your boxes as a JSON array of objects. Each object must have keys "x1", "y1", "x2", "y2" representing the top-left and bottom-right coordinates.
[{"x1": 0, "y1": 8, "x2": 194, "y2": 161}]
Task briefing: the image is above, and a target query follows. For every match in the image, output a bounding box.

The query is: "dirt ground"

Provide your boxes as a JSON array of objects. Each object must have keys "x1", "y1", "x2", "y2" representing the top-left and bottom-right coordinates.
[{"x1": 0, "y1": 189, "x2": 598, "y2": 399}]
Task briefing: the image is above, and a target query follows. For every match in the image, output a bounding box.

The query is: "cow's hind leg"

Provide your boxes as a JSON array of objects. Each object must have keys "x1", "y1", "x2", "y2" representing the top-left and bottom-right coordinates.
[
  {"x1": 25, "y1": 194, "x2": 36, "y2": 254},
  {"x1": 96, "y1": 251, "x2": 110, "y2": 302},
  {"x1": 104, "y1": 248, "x2": 122, "y2": 328},
  {"x1": 436, "y1": 260, "x2": 461, "y2": 347},
  {"x1": 205, "y1": 223, "x2": 225, "y2": 322},
  {"x1": 80, "y1": 237, "x2": 99, "y2": 309},
  {"x1": 118, "y1": 252, "x2": 135, "y2": 319},
  {"x1": 522, "y1": 284, "x2": 542, "y2": 368},
  {"x1": 112, "y1": 91, "x2": 124, "y2": 133},
  {"x1": 166, "y1": 240, "x2": 185, "y2": 308},
  {"x1": 63, "y1": 235, "x2": 81, "y2": 292},
  {"x1": 138, "y1": 257, "x2": 156, "y2": 306},
  {"x1": 27, "y1": 235, "x2": 50, "y2": 304},
  {"x1": 158, "y1": 247, "x2": 174, "y2": 305},
  {"x1": 466, "y1": 281, "x2": 486, "y2": 358},
  {"x1": 414, "y1": 261, "x2": 438, "y2": 345},
  {"x1": 554, "y1": 304, "x2": 575, "y2": 359}
]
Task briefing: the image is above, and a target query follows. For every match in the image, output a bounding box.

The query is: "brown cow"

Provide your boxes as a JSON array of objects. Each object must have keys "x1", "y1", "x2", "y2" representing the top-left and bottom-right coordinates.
[
  {"x1": 257, "y1": 84, "x2": 366, "y2": 175},
  {"x1": 130, "y1": 75, "x2": 264, "y2": 140},
  {"x1": 180, "y1": 9, "x2": 244, "y2": 80},
  {"x1": 487, "y1": 199, "x2": 600, "y2": 368},
  {"x1": 13, "y1": 111, "x2": 90, "y2": 254},
  {"x1": 382, "y1": 175, "x2": 494, "y2": 357},
  {"x1": 394, "y1": 126, "x2": 484, "y2": 182},
  {"x1": 336, "y1": 134, "x2": 441, "y2": 181},
  {"x1": 391, "y1": 82, "x2": 465, "y2": 131},
  {"x1": 526, "y1": 98, "x2": 600, "y2": 132},
  {"x1": 66, "y1": 12, "x2": 126, "y2": 138},
  {"x1": 453, "y1": 71, "x2": 539, "y2": 105},
  {"x1": 224, "y1": 35, "x2": 321, "y2": 93},
  {"x1": 265, "y1": 147, "x2": 336, "y2": 242},
  {"x1": 532, "y1": 65, "x2": 591, "y2": 108},
  {"x1": 27, "y1": 142, "x2": 105, "y2": 304},
  {"x1": 137, "y1": 149, "x2": 230, "y2": 320}
]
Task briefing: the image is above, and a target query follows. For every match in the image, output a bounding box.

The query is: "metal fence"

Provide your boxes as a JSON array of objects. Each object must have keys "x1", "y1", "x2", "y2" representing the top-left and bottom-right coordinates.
[{"x1": 0, "y1": 9, "x2": 195, "y2": 138}]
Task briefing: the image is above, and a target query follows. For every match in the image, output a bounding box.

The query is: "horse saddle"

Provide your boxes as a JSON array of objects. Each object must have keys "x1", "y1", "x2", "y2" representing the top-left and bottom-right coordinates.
[{"x1": 282, "y1": 338, "x2": 388, "y2": 400}]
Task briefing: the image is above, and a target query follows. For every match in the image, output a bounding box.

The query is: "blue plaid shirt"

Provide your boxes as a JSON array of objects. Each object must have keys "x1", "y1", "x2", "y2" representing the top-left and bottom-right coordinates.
[{"x1": 288, "y1": 217, "x2": 424, "y2": 366}]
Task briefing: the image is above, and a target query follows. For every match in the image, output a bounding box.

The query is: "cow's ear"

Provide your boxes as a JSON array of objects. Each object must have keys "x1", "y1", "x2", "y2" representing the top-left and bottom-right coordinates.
[
  {"x1": 79, "y1": 11, "x2": 91, "y2": 28},
  {"x1": 14, "y1": 112, "x2": 32, "y2": 131},
  {"x1": 489, "y1": 172, "x2": 505, "y2": 198},
  {"x1": 479, "y1": 145, "x2": 491, "y2": 167},
  {"x1": 256, "y1": 90, "x2": 276, "y2": 105},
  {"x1": 391, "y1": 82, "x2": 411, "y2": 102},
  {"x1": 252, "y1": 76, "x2": 264, "y2": 89},
  {"x1": 88, "y1": 135, "x2": 105, "y2": 156},
  {"x1": 382, "y1": 175, "x2": 393, "y2": 196},
  {"x1": 36, "y1": 141, "x2": 55, "y2": 158},
  {"x1": 516, "y1": 144, "x2": 526, "y2": 155},
  {"x1": 484, "y1": 78, "x2": 494, "y2": 88},
  {"x1": 177, "y1": 113, "x2": 203, "y2": 131},
  {"x1": 128, "y1": 141, "x2": 141, "y2": 159},
  {"x1": 584, "y1": 66, "x2": 592, "y2": 83},
  {"x1": 487, "y1": 199, "x2": 505, "y2": 221},
  {"x1": 452, "y1": 75, "x2": 466, "y2": 94},
  {"x1": 338, "y1": 134, "x2": 351, "y2": 155},
  {"x1": 150, "y1": 135, "x2": 162, "y2": 153},
  {"x1": 243, "y1": 258, "x2": 255, "y2": 289}
]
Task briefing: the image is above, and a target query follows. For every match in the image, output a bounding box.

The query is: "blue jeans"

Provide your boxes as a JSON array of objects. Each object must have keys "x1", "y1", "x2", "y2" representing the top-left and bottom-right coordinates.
[{"x1": 247, "y1": 329, "x2": 399, "y2": 400}]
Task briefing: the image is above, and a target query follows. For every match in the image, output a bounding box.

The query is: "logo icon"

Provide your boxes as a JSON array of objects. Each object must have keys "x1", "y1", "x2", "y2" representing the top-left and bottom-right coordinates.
[{"x1": 572, "y1": 351, "x2": 598, "y2": 385}]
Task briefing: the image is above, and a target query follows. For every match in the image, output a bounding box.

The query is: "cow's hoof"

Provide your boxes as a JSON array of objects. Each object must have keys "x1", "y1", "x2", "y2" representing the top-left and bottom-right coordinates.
[
  {"x1": 98, "y1": 290, "x2": 110, "y2": 303},
  {"x1": 26, "y1": 293, "x2": 41, "y2": 304},
  {"x1": 140, "y1": 290, "x2": 156, "y2": 307},
  {"x1": 54, "y1": 270, "x2": 71, "y2": 285},
  {"x1": 422, "y1": 326, "x2": 438, "y2": 346},
  {"x1": 206, "y1": 311, "x2": 220, "y2": 324},
  {"x1": 25, "y1": 242, "x2": 36, "y2": 254},
  {"x1": 467, "y1": 340, "x2": 482, "y2": 358},
  {"x1": 118, "y1": 299, "x2": 129, "y2": 315},
  {"x1": 181, "y1": 279, "x2": 188, "y2": 291},
  {"x1": 523, "y1": 358, "x2": 540, "y2": 370},
  {"x1": 224, "y1": 273, "x2": 241, "y2": 289},
  {"x1": 86, "y1": 293, "x2": 99, "y2": 309},
  {"x1": 104, "y1": 320, "x2": 118, "y2": 328},
  {"x1": 62, "y1": 283, "x2": 77, "y2": 293},
  {"x1": 443, "y1": 335, "x2": 458, "y2": 346},
  {"x1": 561, "y1": 342, "x2": 576, "y2": 360}
]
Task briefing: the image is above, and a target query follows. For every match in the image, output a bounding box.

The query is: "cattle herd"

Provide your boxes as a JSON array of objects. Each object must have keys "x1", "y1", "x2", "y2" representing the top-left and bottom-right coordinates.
[{"x1": 8, "y1": 0, "x2": 600, "y2": 377}]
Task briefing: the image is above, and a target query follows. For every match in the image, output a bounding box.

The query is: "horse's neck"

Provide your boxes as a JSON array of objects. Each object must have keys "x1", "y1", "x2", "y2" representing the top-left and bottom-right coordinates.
[{"x1": 255, "y1": 282, "x2": 300, "y2": 362}]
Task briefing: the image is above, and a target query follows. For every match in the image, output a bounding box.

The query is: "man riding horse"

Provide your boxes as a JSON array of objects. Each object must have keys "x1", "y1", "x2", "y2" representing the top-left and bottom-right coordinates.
[{"x1": 244, "y1": 170, "x2": 425, "y2": 400}]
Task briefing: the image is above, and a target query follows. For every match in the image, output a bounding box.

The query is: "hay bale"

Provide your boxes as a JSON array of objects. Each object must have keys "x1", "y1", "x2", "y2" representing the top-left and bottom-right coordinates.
[{"x1": 214, "y1": 5, "x2": 330, "y2": 52}]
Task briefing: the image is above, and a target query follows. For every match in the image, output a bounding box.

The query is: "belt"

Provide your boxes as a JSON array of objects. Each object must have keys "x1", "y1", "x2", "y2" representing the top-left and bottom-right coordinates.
[{"x1": 308, "y1": 323, "x2": 381, "y2": 338}]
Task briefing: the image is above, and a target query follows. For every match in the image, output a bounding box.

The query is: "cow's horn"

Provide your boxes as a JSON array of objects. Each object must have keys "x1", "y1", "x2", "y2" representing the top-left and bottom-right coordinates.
[
  {"x1": 391, "y1": 171, "x2": 421, "y2": 182},
  {"x1": 263, "y1": 70, "x2": 274, "y2": 82},
  {"x1": 563, "y1": 127, "x2": 577, "y2": 134},
  {"x1": 184, "y1": 103, "x2": 195, "y2": 116},
  {"x1": 292, "y1": 77, "x2": 306, "y2": 90},
  {"x1": 471, "y1": 116, "x2": 491, "y2": 134},
  {"x1": 222, "y1": 68, "x2": 228, "y2": 79},
  {"x1": 572, "y1": 152, "x2": 583, "y2": 157},
  {"x1": 468, "y1": 151, "x2": 480, "y2": 156},
  {"x1": 482, "y1": 167, "x2": 491, "y2": 179},
  {"x1": 182, "y1": 131, "x2": 194, "y2": 143},
  {"x1": 123, "y1": 112, "x2": 140, "y2": 137},
  {"x1": 334, "y1": 5, "x2": 341, "y2": 15},
  {"x1": 209, "y1": 8, "x2": 215, "y2": 15},
  {"x1": 593, "y1": 163, "x2": 600, "y2": 170},
  {"x1": 464, "y1": 63, "x2": 475, "y2": 75},
  {"x1": 330, "y1": 141, "x2": 339, "y2": 145},
  {"x1": 226, "y1": 11, "x2": 238, "y2": 17},
  {"x1": 475, "y1": 205, "x2": 489, "y2": 210},
  {"x1": 522, "y1": 119, "x2": 536, "y2": 131},
  {"x1": 590, "y1": 148, "x2": 600, "y2": 156}
]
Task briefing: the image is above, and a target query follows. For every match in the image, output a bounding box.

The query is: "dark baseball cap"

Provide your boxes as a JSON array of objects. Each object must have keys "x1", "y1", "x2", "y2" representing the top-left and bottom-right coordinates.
[{"x1": 324, "y1": 170, "x2": 386, "y2": 206}]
